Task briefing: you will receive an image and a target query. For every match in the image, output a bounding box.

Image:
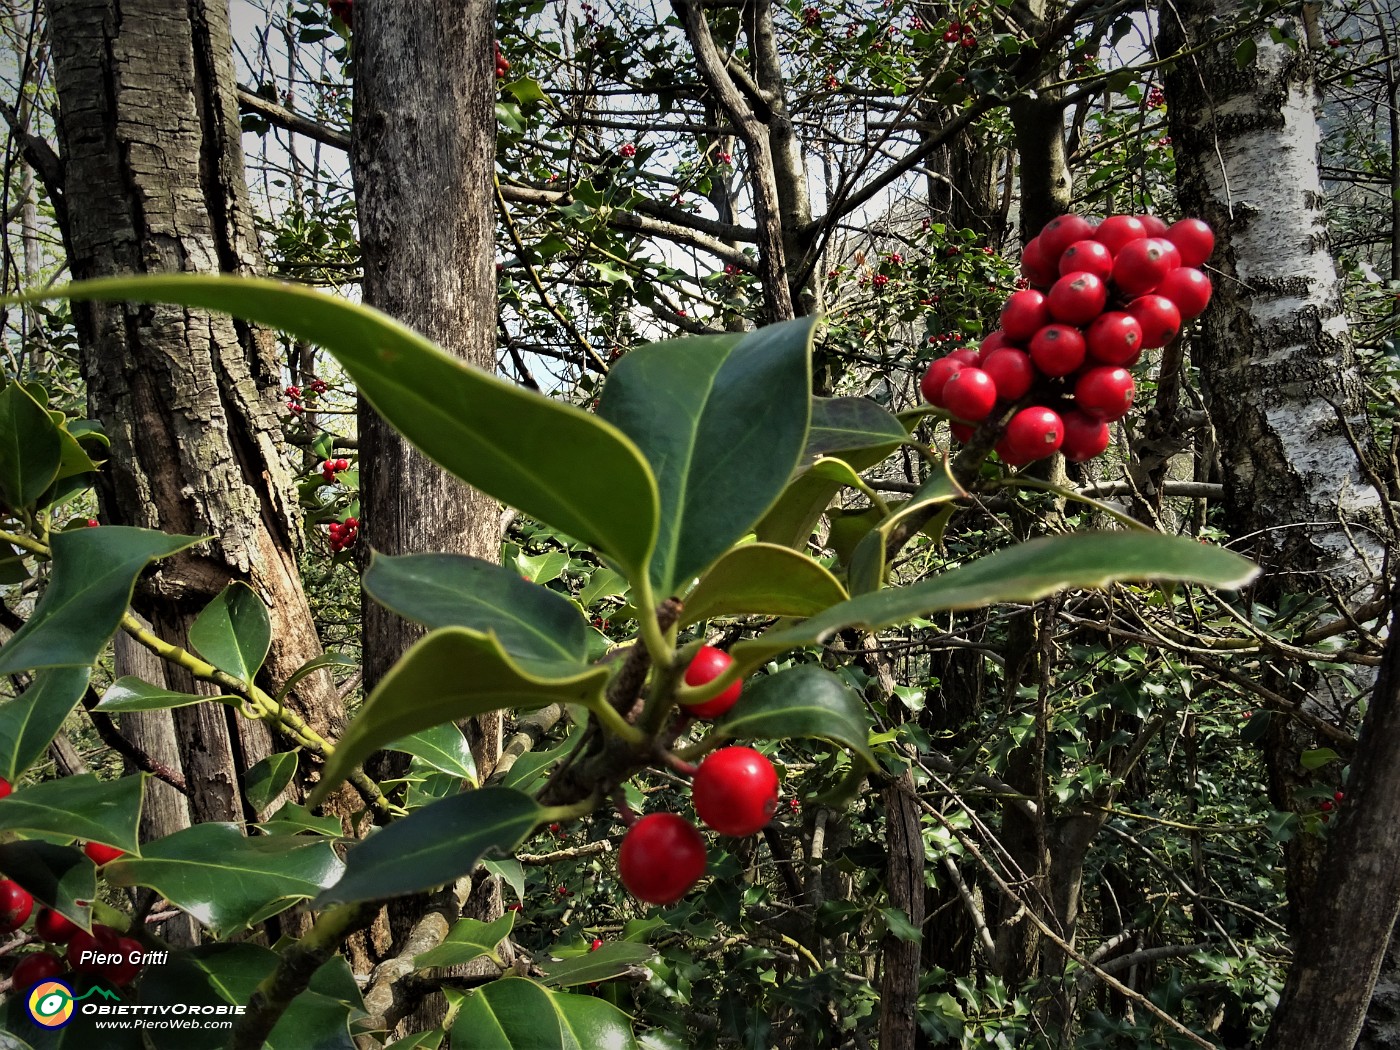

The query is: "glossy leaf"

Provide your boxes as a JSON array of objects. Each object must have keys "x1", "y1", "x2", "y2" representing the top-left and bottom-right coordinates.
[
  {"x1": 363, "y1": 552, "x2": 589, "y2": 673},
  {"x1": 579, "y1": 567, "x2": 628, "y2": 607},
  {"x1": 309, "y1": 628, "x2": 607, "y2": 806},
  {"x1": 733, "y1": 533, "x2": 1260, "y2": 670},
  {"x1": 44, "y1": 276, "x2": 660, "y2": 584},
  {"x1": 681, "y1": 543, "x2": 847, "y2": 626},
  {"x1": 413, "y1": 912, "x2": 515, "y2": 970},
  {"x1": 103, "y1": 822, "x2": 343, "y2": 936},
  {"x1": 386, "y1": 723, "x2": 478, "y2": 784},
  {"x1": 539, "y1": 942, "x2": 656, "y2": 988},
  {"x1": 0, "y1": 841, "x2": 95, "y2": 930},
  {"x1": 715, "y1": 666, "x2": 878, "y2": 770},
  {"x1": 267, "y1": 957, "x2": 367, "y2": 1050},
  {"x1": 257, "y1": 802, "x2": 344, "y2": 838},
  {"x1": 0, "y1": 526, "x2": 201, "y2": 676},
  {"x1": 0, "y1": 773, "x2": 143, "y2": 852},
  {"x1": 245, "y1": 751, "x2": 301, "y2": 812},
  {"x1": 0, "y1": 381, "x2": 62, "y2": 508},
  {"x1": 275, "y1": 651, "x2": 358, "y2": 704},
  {"x1": 802, "y1": 397, "x2": 907, "y2": 462},
  {"x1": 450, "y1": 976, "x2": 639, "y2": 1050},
  {"x1": 93, "y1": 676, "x2": 235, "y2": 713},
  {"x1": 316, "y1": 787, "x2": 542, "y2": 906},
  {"x1": 518, "y1": 550, "x2": 569, "y2": 586},
  {"x1": 188, "y1": 582, "x2": 271, "y2": 685},
  {"x1": 136, "y1": 943, "x2": 277, "y2": 1050},
  {"x1": 597, "y1": 317, "x2": 816, "y2": 595},
  {"x1": 0, "y1": 667, "x2": 90, "y2": 781}
]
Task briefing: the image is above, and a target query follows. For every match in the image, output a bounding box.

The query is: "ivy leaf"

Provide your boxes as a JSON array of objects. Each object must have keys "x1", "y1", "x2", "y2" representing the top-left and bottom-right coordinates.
[
  {"x1": 316, "y1": 788, "x2": 542, "y2": 906},
  {"x1": 597, "y1": 317, "x2": 815, "y2": 595},
  {"x1": 307, "y1": 628, "x2": 607, "y2": 807},
  {"x1": 188, "y1": 582, "x2": 272, "y2": 685},
  {"x1": 0, "y1": 526, "x2": 202, "y2": 676}
]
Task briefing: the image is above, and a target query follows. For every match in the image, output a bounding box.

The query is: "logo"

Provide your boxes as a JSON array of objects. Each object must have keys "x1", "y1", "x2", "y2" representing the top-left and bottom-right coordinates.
[{"x1": 25, "y1": 982, "x2": 120, "y2": 1029}]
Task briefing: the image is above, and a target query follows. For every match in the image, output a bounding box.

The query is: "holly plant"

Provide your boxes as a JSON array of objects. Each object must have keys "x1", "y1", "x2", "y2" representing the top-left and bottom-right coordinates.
[{"x1": 0, "y1": 274, "x2": 1256, "y2": 1046}]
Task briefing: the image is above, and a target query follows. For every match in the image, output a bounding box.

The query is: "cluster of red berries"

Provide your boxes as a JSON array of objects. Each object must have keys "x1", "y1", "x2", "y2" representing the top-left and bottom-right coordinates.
[
  {"x1": 802, "y1": 6, "x2": 821, "y2": 27},
  {"x1": 920, "y1": 212, "x2": 1215, "y2": 466},
  {"x1": 321, "y1": 457, "x2": 350, "y2": 484},
  {"x1": 942, "y1": 20, "x2": 978, "y2": 47},
  {"x1": 285, "y1": 385, "x2": 305, "y2": 415},
  {"x1": 619, "y1": 143, "x2": 637, "y2": 158},
  {"x1": 494, "y1": 40, "x2": 511, "y2": 79},
  {"x1": 327, "y1": 516, "x2": 360, "y2": 553},
  {"x1": 615, "y1": 647, "x2": 780, "y2": 905},
  {"x1": 329, "y1": 0, "x2": 352, "y2": 29},
  {"x1": 1320, "y1": 789, "x2": 1345, "y2": 823}
]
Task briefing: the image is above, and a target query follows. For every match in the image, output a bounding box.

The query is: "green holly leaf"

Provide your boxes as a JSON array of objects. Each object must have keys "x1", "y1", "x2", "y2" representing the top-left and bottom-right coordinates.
[
  {"x1": 715, "y1": 666, "x2": 878, "y2": 770},
  {"x1": 0, "y1": 841, "x2": 96, "y2": 931},
  {"x1": 413, "y1": 912, "x2": 515, "y2": 970},
  {"x1": 0, "y1": 667, "x2": 91, "y2": 781},
  {"x1": 36, "y1": 276, "x2": 660, "y2": 587},
  {"x1": 308, "y1": 628, "x2": 607, "y2": 806},
  {"x1": 188, "y1": 582, "x2": 272, "y2": 685},
  {"x1": 0, "y1": 381, "x2": 63, "y2": 509},
  {"x1": 681, "y1": 543, "x2": 847, "y2": 626},
  {"x1": 450, "y1": 976, "x2": 639, "y2": 1049},
  {"x1": 597, "y1": 317, "x2": 815, "y2": 595},
  {"x1": 0, "y1": 526, "x2": 202, "y2": 676},
  {"x1": 316, "y1": 788, "x2": 542, "y2": 906},
  {"x1": 103, "y1": 823, "x2": 343, "y2": 936},
  {"x1": 0, "y1": 773, "x2": 143, "y2": 852},
  {"x1": 93, "y1": 676, "x2": 236, "y2": 713}
]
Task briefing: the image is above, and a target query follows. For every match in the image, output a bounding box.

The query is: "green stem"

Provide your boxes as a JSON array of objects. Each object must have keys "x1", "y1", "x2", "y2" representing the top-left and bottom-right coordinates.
[
  {"x1": 538, "y1": 796, "x2": 601, "y2": 825},
  {"x1": 633, "y1": 576, "x2": 673, "y2": 671},
  {"x1": 0, "y1": 528, "x2": 48, "y2": 557}
]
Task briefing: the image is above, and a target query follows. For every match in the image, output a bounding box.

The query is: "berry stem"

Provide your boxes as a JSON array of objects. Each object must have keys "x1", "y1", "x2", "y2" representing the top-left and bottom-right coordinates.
[{"x1": 583, "y1": 693, "x2": 648, "y2": 747}]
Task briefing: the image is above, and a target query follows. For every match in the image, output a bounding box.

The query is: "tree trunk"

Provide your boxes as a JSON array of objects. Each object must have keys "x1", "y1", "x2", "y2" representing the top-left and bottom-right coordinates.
[
  {"x1": 44, "y1": 0, "x2": 352, "y2": 842},
  {"x1": 350, "y1": 0, "x2": 503, "y2": 1032}
]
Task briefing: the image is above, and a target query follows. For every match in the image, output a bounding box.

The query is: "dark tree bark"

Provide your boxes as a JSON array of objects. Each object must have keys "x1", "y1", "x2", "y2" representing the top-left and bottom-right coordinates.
[
  {"x1": 350, "y1": 0, "x2": 503, "y2": 1032},
  {"x1": 43, "y1": 0, "x2": 352, "y2": 846}
]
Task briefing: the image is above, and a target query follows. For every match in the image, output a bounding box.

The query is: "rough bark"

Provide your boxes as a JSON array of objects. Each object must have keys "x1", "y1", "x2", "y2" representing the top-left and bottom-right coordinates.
[
  {"x1": 1265, "y1": 589, "x2": 1400, "y2": 1048},
  {"x1": 44, "y1": 0, "x2": 351, "y2": 835},
  {"x1": 350, "y1": 0, "x2": 503, "y2": 1031},
  {"x1": 880, "y1": 770, "x2": 926, "y2": 1050}
]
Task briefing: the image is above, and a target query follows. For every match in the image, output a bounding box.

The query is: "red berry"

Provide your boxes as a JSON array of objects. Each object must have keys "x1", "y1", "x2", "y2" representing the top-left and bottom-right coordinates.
[
  {"x1": 590, "y1": 938, "x2": 603, "y2": 951},
  {"x1": 83, "y1": 842, "x2": 126, "y2": 867},
  {"x1": 946, "y1": 347, "x2": 980, "y2": 367},
  {"x1": 1094, "y1": 214, "x2": 1148, "y2": 256},
  {"x1": 1166, "y1": 218, "x2": 1214, "y2": 267},
  {"x1": 980, "y1": 348, "x2": 1035, "y2": 401},
  {"x1": 1028, "y1": 324, "x2": 1087, "y2": 377},
  {"x1": 960, "y1": 34, "x2": 977, "y2": 48},
  {"x1": 1038, "y1": 214, "x2": 1097, "y2": 262},
  {"x1": 941, "y1": 368, "x2": 999, "y2": 422},
  {"x1": 1085, "y1": 311, "x2": 1144, "y2": 365},
  {"x1": 1058, "y1": 239, "x2": 1114, "y2": 281},
  {"x1": 1002, "y1": 408, "x2": 1064, "y2": 462},
  {"x1": 1320, "y1": 800, "x2": 1334, "y2": 812},
  {"x1": 1000, "y1": 290, "x2": 1050, "y2": 342},
  {"x1": 1335, "y1": 791, "x2": 1346, "y2": 802},
  {"x1": 1127, "y1": 294, "x2": 1182, "y2": 348},
  {"x1": 1019, "y1": 237, "x2": 1060, "y2": 288},
  {"x1": 1060, "y1": 409, "x2": 1112, "y2": 461},
  {"x1": 1047, "y1": 271, "x2": 1108, "y2": 325},
  {"x1": 0, "y1": 776, "x2": 9, "y2": 799},
  {"x1": 0, "y1": 880, "x2": 32, "y2": 933},
  {"x1": 103, "y1": 936, "x2": 144, "y2": 985},
  {"x1": 34, "y1": 908, "x2": 79, "y2": 944},
  {"x1": 693, "y1": 747, "x2": 781, "y2": 837},
  {"x1": 617, "y1": 813, "x2": 707, "y2": 905},
  {"x1": 1112, "y1": 237, "x2": 1180, "y2": 297},
  {"x1": 1137, "y1": 214, "x2": 1170, "y2": 236},
  {"x1": 1075, "y1": 367, "x2": 1135, "y2": 422},
  {"x1": 11, "y1": 951, "x2": 64, "y2": 990},
  {"x1": 1156, "y1": 266, "x2": 1213, "y2": 320},
  {"x1": 919, "y1": 357, "x2": 963, "y2": 407},
  {"x1": 86, "y1": 519, "x2": 99, "y2": 528},
  {"x1": 681, "y1": 645, "x2": 742, "y2": 719},
  {"x1": 942, "y1": 28, "x2": 958, "y2": 42},
  {"x1": 976, "y1": 330, "x2": 1014, "y2": 359}
]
